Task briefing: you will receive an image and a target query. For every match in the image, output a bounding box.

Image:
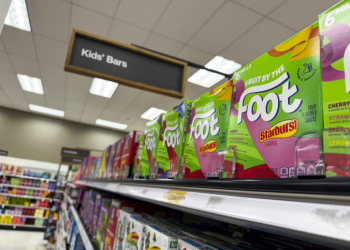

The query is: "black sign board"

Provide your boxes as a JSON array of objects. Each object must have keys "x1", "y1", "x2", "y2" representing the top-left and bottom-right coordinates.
[
  {"x1": 61, "y1": 147, "x2": 90, "y2": 158},
  {"x1": 0, "y1": 150, "x2": 8, "y2": 156},
  {"x1": 61, "y1": 156, "x2": 84, "y2": 165},
  {"x1": 64, "y1": 29, "x2": 187, "y2": 99}
]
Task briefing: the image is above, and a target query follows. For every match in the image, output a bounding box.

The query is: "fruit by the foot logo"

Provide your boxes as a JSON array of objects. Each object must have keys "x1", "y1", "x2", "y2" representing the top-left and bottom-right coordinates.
[
  {"x1": 260, "y1": 119, "x2": 299, "y2": 143},
  {"x1": 163, "y1": 124, "x2": 180, "y2": 148},
  {"x1": 145, "y1": 132, "x2": 156, "y2": 150}
]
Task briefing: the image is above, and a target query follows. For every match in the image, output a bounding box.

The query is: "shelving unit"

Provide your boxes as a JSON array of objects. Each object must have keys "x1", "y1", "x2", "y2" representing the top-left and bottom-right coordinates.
[
  {"x1": 70, "y1": 205, "x2": 95, "y2": 250},
  {"x1": 2, "y1": 204, "x2": 51, "y2": 210},
  {"x1": 76, "y1": 179, "x2": 350, "y2": 249},
  {"x1": 0, "y1": 223, "x2": 46, "y2": 229},
  {"x1": 1, "y1": 184, "x2": 57, "y2": 192},
  {"x1": 0, "y1": 173, "x2": 56, "y2": 182},
  {"x1": 2, "y1": 193, "x2": 58, "y2": 202}
]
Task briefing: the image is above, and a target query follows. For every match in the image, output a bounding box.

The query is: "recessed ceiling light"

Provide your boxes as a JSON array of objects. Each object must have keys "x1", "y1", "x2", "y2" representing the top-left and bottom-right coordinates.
[
  {"x1": 205, "y1": 56, "x2": 241, "y2": 74},
  {"x1": 29, "y1": 104, "x2": 64, "y2": 117},
  {"x1": 5, "y1": 0, "x2": 31, "y2": 32},
  {"x1": 188, "y1": 69, "x2": 225, "y2": 88},
  {"x1": 141, "y1": 107, "x2": 166, "y2": 120},
  {"x1": 90, "y1": 78, "x2": 118, "y2": 98},
  {"x1": 17, "y1": 74, "x2": 44, "y2": 95},
  {"x1": 95, "y1": 119, "x2": 127, "y2": 130}
]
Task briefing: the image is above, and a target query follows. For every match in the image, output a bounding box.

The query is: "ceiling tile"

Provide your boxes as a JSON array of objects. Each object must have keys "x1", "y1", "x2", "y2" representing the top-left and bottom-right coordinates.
[
  {"x1": 10, "y1": 98, "x2": 28, "y2": 110},
  {"x1": 221, "y1": 18, "x2": 295, "y2": 65},
  {"x1": 83, "y1": 105, "x2": 103, "y2": 115},
  {"x1": 108, "y1": 20, "x2": 150, "y2": 45},
  {"x1": 73, "y1": 0, "x2": 119, "y2": 17},
  {"x1": 0, "y1": 51, "x2": 14, "y2": 73},
  {"x1": 188, "y1": 1, "x2": 262, "y2": 54},
  {"x1": 233, "y1": 0, "x2": 284, "y2": 15},
  {"x1": 132, "y1": 91, "x2": 164, "y2": 107},
  {"x1": 27, "y1": 0, "x2": 71, "y2": 43},
  {"x1": 43, "y1": 83, "x2": 66, "y2": 99},
  {"x1": 80, "y1": 113, "x2": 99, "y2": 124},
  {"x1": 40, "y1": 63, "x2": 67, "y2": 86},
  {"x1": 99, "y1": 109, "x2": 122, "y2": 122},
  {"x1": 1, "y1": 26, "x2": 37, "y2": 60},
  {"x1": 25, "y1": 92, "x2": 46, "y2": 106},
  {"x1": 1, "y1": 85, "x2": 26, "y2": 99},
  {"x1": 66, "y1": 73, "x2": 91, "y2": 91},
  {"x1": 0, "y1": 70, "x2": 19, "y2": 87},
  {"x1": 9, "y1": 54, "x2": 40, "y2": 78},
  {"x1": 86, "y1": 94, "x2": 109, "y2": 109},
  {"x1": 66, "y1": 87, "x2": 89, "y2": 103},
  {"x1": 144, "y1": 33, "x2": 183, "y2": 56},
  {"x1": 154, "y1": 0, "x2": 225, "y2": 43},
  {"x1": 66, "y1": 100, "x2": 85, "y2": 113},
  {"x1": 128, "y1": 118, "x2": 147, "y2": 132},
  {"x1": 116, "y1": 0, "x2": 170, "y2": 30},
  {"x1": 34, "y1": 35, "x2": 68, "y2": 68},
  {"x1": 45, "y1": 96, "x2": 65, "y2": 110},
  {"x1": 105, "y1": 98, "x2": 131, "y2": 113},
  {"x1": 71, "y1": 5, "x2": 112, "y2": 37},
  {"x1": 117, "y1": 113, "x2": 138, "y2": 125},
  {"x1": 176, "y1": 46, "x2": 214, "y2": 65},
  {"x1": 112, "y1": 85, "x2": 142, "y2": 103},
  {"x1": 0, "y1": 90, "x2": 12, "y2": 106},
  {"x1": 269, "y1": 0, "x2": 339, "y2": 31},
  {"x1": 64, "y1": 109, "x2": 82, "y2": 121},
  {"x1": 0, "y1": 39, "x2": 5, "y2": 51},
  {"x1": 154, "y1": 97, "x2": 181, "y2": 112},
  {"x1": 123, "y1": 103, "x2": 147, "y2": 117}
]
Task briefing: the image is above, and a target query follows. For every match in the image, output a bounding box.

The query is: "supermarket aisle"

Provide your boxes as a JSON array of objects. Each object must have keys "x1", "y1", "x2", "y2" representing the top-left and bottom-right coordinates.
[{"x1": 0, "y1": 230, "x2": 50, "y2": 250}]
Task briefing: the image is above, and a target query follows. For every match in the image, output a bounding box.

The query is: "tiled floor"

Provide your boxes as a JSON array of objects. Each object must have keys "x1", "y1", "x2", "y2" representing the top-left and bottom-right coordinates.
[{"x1": 0, "y1": 230, "x2": 51, "y2": 250}]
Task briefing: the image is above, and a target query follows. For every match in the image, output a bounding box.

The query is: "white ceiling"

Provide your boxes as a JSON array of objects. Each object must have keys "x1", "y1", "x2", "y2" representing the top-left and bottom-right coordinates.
[{"x1": 0, "y1": 0, "x2": 339, "y2": 132}]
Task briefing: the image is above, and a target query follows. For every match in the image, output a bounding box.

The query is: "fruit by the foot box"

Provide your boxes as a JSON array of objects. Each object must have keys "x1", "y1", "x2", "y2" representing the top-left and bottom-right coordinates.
[
  {"x1": 319, "y1": 1, "x2": 350, "y2": 177},
  {"x1": 183, "y1": 81, "x2": 233, "y2": 178},
  {"x1": 119, "y1": 131, "x2": 143, "y2": 179},
  {"x1": 95, "y1": 198, "x2": 112, "y2": 250},
  {"x1": 139, "y1": 115, "x2": 163, "y2": 178},
  {"x1": 228, "y1": 22, "x2": 322, "y2": 178},
  {"x1": 104, "y1": 199, "x2": 136, "y2": 250},
  {"x1": 113, "y1": 138, "x2": 125, "y2": 179},
  {"x1": 157, "y1": 100, "x2": 192, "y2": 179}
]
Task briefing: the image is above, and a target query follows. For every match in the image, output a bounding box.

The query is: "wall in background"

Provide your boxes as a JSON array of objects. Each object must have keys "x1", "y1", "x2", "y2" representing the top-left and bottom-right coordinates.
[{"x1": 0, "y1": 107, "x2": 126, "y2": 163}]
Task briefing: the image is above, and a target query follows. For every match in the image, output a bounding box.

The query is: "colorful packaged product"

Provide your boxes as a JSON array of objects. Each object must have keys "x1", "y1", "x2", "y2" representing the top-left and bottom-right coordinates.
[
  {"x1": 132, "y1": 134, "x2": 144, "y2": 178},
  {"x1": 177, "y1": 238, "x2": 218, "y2": 250},
  {"x1": 106, "y1": 143, "x2": 117, "y2": 179},
  {"x1": 124, "y1": 216, "x2": 149, "y2": 250},
  {"x1": 95, "y1": 198, "x2": 112, "y2": 250},
  {"x1": 139, "y1": 115, "x2": 163, "y2": 178},
  {"x1": 113, "y1": 138, "x2": 125, "y2": 179},
  {"x1": 143, "y1": 224, "x2": 178, "y2": 250},
  {"x1": 184, "y1": 81, "x2": 233, "y2": 178},
  {"x1": 119, "y1": 131, "x2": 143, "y2": 179},
  {"x1": 99, "y1": 145, "x2": 112, "y2": 178},
  {"x1": 319, "y1": 1, "x2": 350, "y2": 177},
  {"x1": 157, "y1": 100, "x2": 192, "y2": 179},
  {"x1": 114, "y1": 210, "x2": 136, "y2": 250},
  {"x1": 228, "y1": 22, "x2": 322, "y2": 178},
  {"x1": 92, "y1": 193, "x2": 111, "y2": 239},
  {"x1": 104, "y1": 199, "x2": 135, "y2": 250}
]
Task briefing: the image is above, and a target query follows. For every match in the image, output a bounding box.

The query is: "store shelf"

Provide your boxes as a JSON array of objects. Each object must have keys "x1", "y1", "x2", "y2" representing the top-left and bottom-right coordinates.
[
  {"x1": 77, "y1": 179, "x2": 350, "y2": 249},
  {"x1": 1, "y1": 193, "x2": 57, "y2": 202},
  {"x1": 67, "y1": 183, "x2": 77, "y2": 189},
  {"x1": 64, "y1": 192, "x2": 75, "y2": 205},
  {"x1": 0, "y1": 223, "x2": 46, "y2": 229},
  {"x1": 70, "y1": 205, "x2": 95, "y2": 250},
  {"x1": 1, "y1": 204, "x2": 51, "y2": 210},
  {"x1": 1, "y1": 183, "x2": 56, "y2": 192},
  {"x1": 0, "y1": 214, "x2": 48, "y2": 219},
  {"x1": 0, "y1": 173, "x2": 56, "y2": 182}
]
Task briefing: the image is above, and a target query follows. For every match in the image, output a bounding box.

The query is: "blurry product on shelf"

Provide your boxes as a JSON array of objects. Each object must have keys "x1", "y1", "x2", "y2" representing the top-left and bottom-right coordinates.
[
  {"x1": 228, "y1": 22, "x2": 322, "y2": 178},
  {"x1": 94, "y1": 197, "x2": 112, "y2": 249},
  {"x1": 177, "y1": 238, "x2": 216, "y2": 250},
  {"x1": 112, "y1": 138, "x2": 124, "y2": 179},
  {"x1": 91, "y1": 157, "x2": 102, "y2": 179},
  {"x1": 92, "y1": 193, "x2": 111, "y2": 239},
  {"x1": 319, "y1": 1, "x2": 350, "y2": 177},
  {"x1": 184, "y1": 80, "x2": 233, "y2": 179},
  {"x1": 139, "y1": 115, "x2": 163, "y2": 178},
  {"x1": 143, "y1": 224, "x2": 178, "y2": 250},
  {"x1": 106, "y1": 143, "x2": 117, "y2": 179},
  {"x1": 124, "y1": 216, "x2": 150, "y2": 250},
  {"x1": 115, "y1": 210, "x2": 135, "y2": 250},
  {"x1": 104, "y1": 199, "x2": 135, "y2": 250},
  {"x1": 119, "y1": 131, "x2": 143, "y2": 179},
  {"x1": 157, "y1": 100, "x2": 192, "y2": 179},
  {"x1": 99, "y1": 145, "x2": 112, "y2": 179}
]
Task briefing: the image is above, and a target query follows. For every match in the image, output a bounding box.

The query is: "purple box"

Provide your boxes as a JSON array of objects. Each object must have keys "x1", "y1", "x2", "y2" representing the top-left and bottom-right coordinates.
[{"x1": 91, "y1": 193, "x2": 110, "y2": 239}]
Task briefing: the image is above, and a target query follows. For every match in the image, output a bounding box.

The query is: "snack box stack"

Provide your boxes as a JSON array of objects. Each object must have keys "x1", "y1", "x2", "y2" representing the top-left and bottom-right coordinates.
[
  {"x1": 157, "y1": 100, "x2": 192, "y2": 179},
  {"x1": 119, "y1": 131, "x2": 143, "y2": 179},
  {"x1": 112, "y1": 138, "x2": 124, "y2": 179},
  {"x1": 91, "y1": 193, "x2": 111, "y2": 240}
]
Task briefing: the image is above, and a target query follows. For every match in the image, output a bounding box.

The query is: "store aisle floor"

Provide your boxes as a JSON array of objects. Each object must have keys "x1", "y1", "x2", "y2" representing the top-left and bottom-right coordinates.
[{"x1": 0, "y1": 230, "x2": 50, "y2": 250}]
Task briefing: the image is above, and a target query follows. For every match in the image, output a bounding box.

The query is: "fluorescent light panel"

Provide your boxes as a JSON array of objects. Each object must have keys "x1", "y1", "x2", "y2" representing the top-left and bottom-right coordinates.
[
  {"x1": 5, "y1": 0, "x2": 31, "y2": 32},
  {"x1": 188, "y1": 69, "x2": 225, "y2": 88},
  {"x1": 90, "y1": 78, "x2": 118, "y2": 98},
  {"x1": 29, "y1": 104, "x2": 64, "y2": 117},
  {"x1": 141, "y1": 107, "x2": 166, "y2": 120},
  {"x1": 95, "y1": 119, "x2": 127, "y2": 130},
  {"x1": 17, "y1": 74, "x2": 44, "y2": 94},
  {"x1": 205, "y1": 56, "x2": 241, "y2": 74}
]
